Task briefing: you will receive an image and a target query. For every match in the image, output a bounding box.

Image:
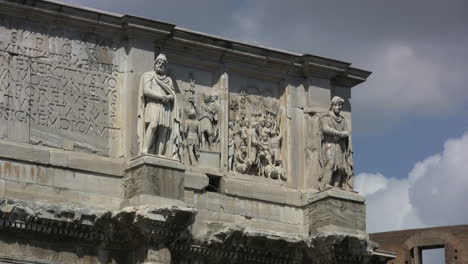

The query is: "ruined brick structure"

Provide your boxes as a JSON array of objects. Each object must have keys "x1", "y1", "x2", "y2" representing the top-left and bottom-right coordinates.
[{"x1": 370, "y1": 225, "x2": 468, "y2": 264}]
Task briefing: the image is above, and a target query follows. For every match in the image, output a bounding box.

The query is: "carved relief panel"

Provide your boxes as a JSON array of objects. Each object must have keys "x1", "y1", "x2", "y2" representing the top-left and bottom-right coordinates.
[
  {"x1": 167, "y1": 61, "x2": 222, "y2": 169},
  {"x1": 135, "y1": 53, "x2": 354, "y2": 191},
  {"x1": 228, "y1": 73, "x2": 286, "y2": 181}
]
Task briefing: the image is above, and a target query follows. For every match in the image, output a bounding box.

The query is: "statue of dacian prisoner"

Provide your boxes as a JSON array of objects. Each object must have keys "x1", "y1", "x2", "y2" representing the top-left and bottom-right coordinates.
[
  {"x1": 318, "y1": 96, "x2": 354, "y2": 191},
  {"x1": 137, "y1": 53, "x2": 181, "y2": 159}
]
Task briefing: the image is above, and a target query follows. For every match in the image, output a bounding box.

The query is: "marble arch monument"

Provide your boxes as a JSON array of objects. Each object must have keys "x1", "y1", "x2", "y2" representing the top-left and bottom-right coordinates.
[{"x1": 0, "y1": 0, "x2": 394, "y2": 263}]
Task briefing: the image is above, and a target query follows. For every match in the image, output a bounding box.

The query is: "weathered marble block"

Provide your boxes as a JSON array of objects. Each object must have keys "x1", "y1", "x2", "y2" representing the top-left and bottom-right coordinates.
[
  {"x1": 307, "y1": 188, "x2": 366, "y2": 233},
  {"x1": 123, "y1": 155, "x2": 186, "y2": 202},
  {"x1": 197, "y1": 150, "x2": 220, "y2": 169}
]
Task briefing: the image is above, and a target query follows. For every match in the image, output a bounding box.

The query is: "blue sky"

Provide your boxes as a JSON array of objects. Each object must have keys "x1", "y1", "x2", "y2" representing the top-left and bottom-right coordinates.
[
  {"x1": 355, "y1": 113, "x2": 468, "y2": 179},
  {"x1": 59, "y1": 0, "x2": 468, "y2": 236}
]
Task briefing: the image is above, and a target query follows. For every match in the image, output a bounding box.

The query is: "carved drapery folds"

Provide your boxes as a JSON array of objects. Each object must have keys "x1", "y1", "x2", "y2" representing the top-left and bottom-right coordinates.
[
  {"x1": 198, "y1": 92, "x2": 220, "y2": 151},
  {"x1": 136, "y1": 53, "x2": 289, "y2": 182},
  {"x1": 137, "y1": 55, "x2": 222, "y2": 167},
  {"x1": 182, "y1": 97, "x2": 201, "y2": 166},
  {"x1": 138, "y1": 54, "x2": 181, "y2": 160},
  {"x1": 228, "y1": 91, "x2": 286, "y2": 181},
  {"x1": 318, "y1": 96, "x2": 354, "y2": 191},
  {"x1": 136, "y1": 54, "x2": 357, "y2": 191},
  {"x1": 179, "y1": 73, "x2": 221, "y2": 166}
]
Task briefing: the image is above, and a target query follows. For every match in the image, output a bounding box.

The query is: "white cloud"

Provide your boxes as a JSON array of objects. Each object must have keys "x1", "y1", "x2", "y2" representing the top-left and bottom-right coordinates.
[
  {"x1": 359, "y1": 175, "x2": 424, "y2": 233},
  {"x1": 353, "y1": 42, "x2": 468, "y2": 133},
  {"x1": 356, "y1": 44, "x2": 445, "y2": 113},
  {"x1": 409, "y1": 131, "x2": 468, "y2": 227},
  {"x1": 356, "y1": 130, "x2": 468, "y2": 233},
  {"x1": 58, "y1": 0, "x2": 468, "y2": 133},
  {"x1": 354, "y1": 172, "x2": 388, "y2": 197},
  {"x1": 230, "y1": 11, "x2": 262, "y2": 45},
  {"x1": 408, "y1": 154, "x2": 441, "y2": 183}
]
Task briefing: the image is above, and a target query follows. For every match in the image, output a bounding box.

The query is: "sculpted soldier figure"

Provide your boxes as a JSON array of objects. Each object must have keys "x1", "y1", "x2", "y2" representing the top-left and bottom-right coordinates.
[
  {"x1": 228, "y1": 121, "x2": 236, "y2": 170},
  {"x1": 234, "y1": 143, "x2": 252, "y2": 174},
  {"x1": 183, "y1": 105, "x2": 201, "y2": 165},
  {"x1": 270, "y1": 127, "x2": 282, "y2": 163},
  {"x1": 137, "y1": 53, "x2": 181, "y2": 159},
  {"x1": 199, "y1": 92, "x2": 220, "y2": 150},
  {"x1": 318, "y1": 96, "x2": 354, "y2": 191}
]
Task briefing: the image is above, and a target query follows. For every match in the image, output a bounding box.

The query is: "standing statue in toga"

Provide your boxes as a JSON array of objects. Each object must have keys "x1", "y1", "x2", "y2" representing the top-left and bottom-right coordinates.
[
  {"x1": 137, "y1": 53, "x2": 181, "y2": 159},
  {"x1": 318, "y1": 96, "x2": 354, "y2": 191}
]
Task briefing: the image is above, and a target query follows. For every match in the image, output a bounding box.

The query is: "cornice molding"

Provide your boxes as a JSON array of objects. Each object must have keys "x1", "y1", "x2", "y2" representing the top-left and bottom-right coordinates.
[
  {"x1": 0, "y1": 0, "x2": 371, "y2": 87},
  {"x1": 0, "y1": 199, "x2": 196, "y2": 248}
]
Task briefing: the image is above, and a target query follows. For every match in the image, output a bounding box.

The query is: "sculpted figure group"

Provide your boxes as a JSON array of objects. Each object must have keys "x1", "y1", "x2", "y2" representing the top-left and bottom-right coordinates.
[
  {"x1": 198, "y1": 93, "x2": 220, "y2": 150},
  {"x1": 228, "y1": 93, "x2": 286, "y2": 181},
  {"x1": 181, "y1": 92, "x2": 220, "y2": 165},
  {"x1": 138, "y1": 53, "x2": 220, "y2": 165},
  {"x1": 183, "y1": 99, "x2": 201, "y2": 165},
  {"x1": 136, "y1": 53, "x2": 353, "y2": 190}
]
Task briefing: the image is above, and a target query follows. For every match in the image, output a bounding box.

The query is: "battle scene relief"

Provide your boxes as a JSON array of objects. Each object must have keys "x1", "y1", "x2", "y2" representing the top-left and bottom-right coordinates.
[{"x1": 228, "y1": 80, "x2": 286, "y2": 181}]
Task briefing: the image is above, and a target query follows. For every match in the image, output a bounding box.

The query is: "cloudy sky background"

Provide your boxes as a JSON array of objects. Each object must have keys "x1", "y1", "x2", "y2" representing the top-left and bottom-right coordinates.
[{"x1": 59, "y1": 0, "x2": 468, "y2": 238}]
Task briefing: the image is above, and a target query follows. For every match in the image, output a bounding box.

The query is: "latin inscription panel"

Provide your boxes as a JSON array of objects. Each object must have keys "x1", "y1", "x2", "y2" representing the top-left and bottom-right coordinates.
[{"x1": 0, "y1": 16, "x2": 121, "y2": 155}]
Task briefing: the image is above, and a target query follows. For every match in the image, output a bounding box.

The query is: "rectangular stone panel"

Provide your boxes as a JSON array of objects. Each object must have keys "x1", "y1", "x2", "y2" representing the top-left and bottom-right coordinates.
[
  {"x1": 306, "y1": 76, "x2": 331, "y2": 111},
  {"x1": 286, "y1": 77, "x2": 306, "y2": 108},
  {"x1": 228, "y1": 72, "x2": 287, "y2": 182},
  {"x1": 286, "y1": 106, "x2": 304, "y2": 188},
  {"x1": 0, "y1": 158, "x2": 122, "y2": 198},
  {"x1": 0, "y1": 15, "x2": 122, "y2": 156},
  {"x1": 304, "y1": 113, "x2": 321, "y2": 189},
  {"x1": 123, "y1": 156, "x2": 185, "y2": 201},
  {"x1": 167, "y1": 61, "x2": 223, "y2": 167},
  {"x1": 308, "y1": 190, "x2": 366, "y2": 232}
]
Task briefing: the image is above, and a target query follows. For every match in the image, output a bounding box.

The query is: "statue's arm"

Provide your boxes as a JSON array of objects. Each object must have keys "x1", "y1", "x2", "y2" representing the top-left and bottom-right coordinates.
[
  {"x1": 142, "y1": 75, "x2": 164, "y2": 101},
  {"x1": 277, "y1": 133, "x2": 283, "y2": 141},
  {"x1": 321, "y1": 118, "x2": 348, "y2": 138},
  {"x1": 197, "y1": 123, "x2": 202, "y2": 139}
]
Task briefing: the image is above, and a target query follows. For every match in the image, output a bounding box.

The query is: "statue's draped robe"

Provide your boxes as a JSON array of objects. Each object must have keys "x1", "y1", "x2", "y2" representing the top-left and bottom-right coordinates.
[
  {"x1": 318, "y1": 111, "x2": 354, "y2": 189},
  {"x1": 199, "y1": 103, "x2": 215, "y2": 134},
  {"x1": 137, "y1": 71, "x2": 181, "y2": 159}
]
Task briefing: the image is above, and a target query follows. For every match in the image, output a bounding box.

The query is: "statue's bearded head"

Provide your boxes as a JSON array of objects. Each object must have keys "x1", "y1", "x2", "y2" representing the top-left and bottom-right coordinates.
[
  {"x1": 330, "y1": 96, "x2": 345, "y2": 115},
  {"x1": 154, "y1": 53, "x2": 168, "y2": 75}
]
